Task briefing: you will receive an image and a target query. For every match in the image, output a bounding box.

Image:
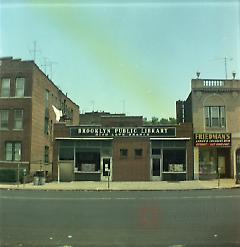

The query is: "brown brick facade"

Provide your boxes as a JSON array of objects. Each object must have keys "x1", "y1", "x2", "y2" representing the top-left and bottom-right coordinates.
[
  {"x1": 0, "y1": 57, "x2": 79, "y2": 177},
  {"x1": 113, "y1": 137, "x2": 150, "y2": 181}
]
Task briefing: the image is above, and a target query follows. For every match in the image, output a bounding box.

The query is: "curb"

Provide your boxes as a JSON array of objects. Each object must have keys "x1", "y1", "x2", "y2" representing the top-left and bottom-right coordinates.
[{"x1": 1, "y1": 186, "x2": 239, "y2": 192}]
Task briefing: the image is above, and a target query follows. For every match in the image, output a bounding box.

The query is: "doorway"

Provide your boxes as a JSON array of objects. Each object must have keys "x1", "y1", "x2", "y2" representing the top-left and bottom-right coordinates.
[{"x1": 151, "y1": 157, "x2": 162, "y2": 181}]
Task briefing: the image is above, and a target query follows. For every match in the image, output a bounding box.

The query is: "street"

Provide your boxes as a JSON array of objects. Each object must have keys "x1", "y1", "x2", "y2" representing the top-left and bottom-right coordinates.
[{"x1": 0, "y1": 189, "x2": 240, "y2": 246}]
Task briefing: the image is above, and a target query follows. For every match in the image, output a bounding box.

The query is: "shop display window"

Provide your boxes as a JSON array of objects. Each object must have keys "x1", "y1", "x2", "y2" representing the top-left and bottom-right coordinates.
[
  {"x1": 199, "y1": 148, "x2": 217, "y2": 175},
  {"x1": 163, "y1": 149, "x2": 186, "y2": 172}
]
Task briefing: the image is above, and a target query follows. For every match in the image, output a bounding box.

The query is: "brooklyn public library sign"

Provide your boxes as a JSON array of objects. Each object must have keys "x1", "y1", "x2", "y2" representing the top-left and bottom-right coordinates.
[{"x1": 70, "y1": 126, "x2": 176, "y2": 138}]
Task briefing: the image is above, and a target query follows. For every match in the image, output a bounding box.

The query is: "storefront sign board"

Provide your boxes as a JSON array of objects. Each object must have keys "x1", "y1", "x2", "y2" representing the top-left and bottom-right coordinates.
[
  {"x1": 194, "y1": 133, "x2": 231, "y2": 147},
  {"x1": 70, "y1": 127, "x2": 176, "y2": 138}
]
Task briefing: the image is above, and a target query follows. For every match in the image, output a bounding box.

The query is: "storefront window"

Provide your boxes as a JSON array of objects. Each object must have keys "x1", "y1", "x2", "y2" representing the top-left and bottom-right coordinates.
[
  {"x1": 163, "y1": 149, "x2": 186, "y2": 172},
  {"x1": 59, "y1": 146, "x2": 74, "y2": 160},
  {"x1": 199, "y1": 148, "x2": 217, "y2": 176}
]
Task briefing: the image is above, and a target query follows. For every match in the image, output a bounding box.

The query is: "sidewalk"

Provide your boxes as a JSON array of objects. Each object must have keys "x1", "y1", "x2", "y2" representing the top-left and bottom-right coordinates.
[{"x1": 0, "y1": 179, "x2": 240, "y2": 191}]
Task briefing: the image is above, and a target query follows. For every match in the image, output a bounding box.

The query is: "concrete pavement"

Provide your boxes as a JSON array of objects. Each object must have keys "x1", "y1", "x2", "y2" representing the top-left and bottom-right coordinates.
[{"x1": 0, "y1": 179, "x2": 240, "y2": 191}]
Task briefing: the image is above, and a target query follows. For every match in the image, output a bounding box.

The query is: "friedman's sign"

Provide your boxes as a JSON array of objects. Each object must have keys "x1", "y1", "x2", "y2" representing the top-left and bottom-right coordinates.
[
  {"x1": 194, "y1": 133, "x2": 231, "y2": 147},
  {"x1": 70, "y1": 127, "x2": 176, "y2": 138}
]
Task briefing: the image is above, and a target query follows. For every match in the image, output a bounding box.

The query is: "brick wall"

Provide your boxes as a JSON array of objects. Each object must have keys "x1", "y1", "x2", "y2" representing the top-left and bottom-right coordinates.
[{"x1": 113, "y1": 137, "x2": 150, "y2": 181}]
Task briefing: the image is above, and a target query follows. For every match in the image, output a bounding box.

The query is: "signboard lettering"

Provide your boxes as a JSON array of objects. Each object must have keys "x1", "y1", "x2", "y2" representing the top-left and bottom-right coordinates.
[
  {"x1": 70, "y1": 127, "x2": 176, "y2": 138},
  {"x1": 194, "y1": 133, "x2": 231, "y2": 147}
]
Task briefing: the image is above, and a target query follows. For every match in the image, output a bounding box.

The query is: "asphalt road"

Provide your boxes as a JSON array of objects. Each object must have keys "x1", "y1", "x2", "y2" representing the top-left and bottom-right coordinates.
[{"x1": 0, "y1": 189, "x2": 240, "y2": 247}]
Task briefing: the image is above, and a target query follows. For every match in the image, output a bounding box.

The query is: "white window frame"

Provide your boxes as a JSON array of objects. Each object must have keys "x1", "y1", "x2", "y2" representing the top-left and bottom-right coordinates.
[
  {"x1": 5, "y1": 142, "x2": 21, "y2": 161},
  {"x1": 204, "y1": 106, "x2": 226, "y2": 128},
  {"x1": 1, "y1": 78, "x2": 10, "y2": 97},
  {"x1": 15, "y1": 78, "x2": 25, "y2": 97},
  {"x1": 14, "y1": 109, "x2": 23, "y2": 130},
  {"x1": 0, "y1": 110, "x2": 9, "y2": 130}
]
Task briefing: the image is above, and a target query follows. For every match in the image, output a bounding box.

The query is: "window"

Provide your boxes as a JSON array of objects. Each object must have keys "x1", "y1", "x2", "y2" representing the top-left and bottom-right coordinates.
[
  {"x1": 5, "y1": 142, "x2": 21, "y2": 161},
  {"x1": 15, "y1": 78, "x2": 25, "y2": 97},
  {"x1": 45, "y1": 89, "x2": 49, "y2": 109},
  {"x1": 44, "y1": 116, "x2": 49, "y2": 135},
  {"x1": 44, "y1": 146, "x2": 49, "y2": 164},
  {"x1": 135, "y1": 149, "x2": 143, "y2": 158},
  {"x1": 120, "y1": 149, "x2": 128, "y2": 158},
  {"x1": 205, "y1": 106, "x2": 226, "y2": 128},
  {"x1": 14, "y1": 109, "x2": 23, "y2": 129},
  {"x1": 0, "y1": 110, "x2": 9, "y2": 129},
  {"x1": 152, "y1": 148, "x2": 161, "y2": 155},
  {"x1": 1, "y1": 78, "x2": 10, "y2": 97},
  {"x1": 163, "y1": 149, "x2": 186, "y2": 172}
]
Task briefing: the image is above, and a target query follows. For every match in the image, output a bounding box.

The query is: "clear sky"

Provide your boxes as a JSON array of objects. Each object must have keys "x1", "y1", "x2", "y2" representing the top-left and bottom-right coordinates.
[{"x1": 0, "y1": 0, "x2": 239, "y2": 119}]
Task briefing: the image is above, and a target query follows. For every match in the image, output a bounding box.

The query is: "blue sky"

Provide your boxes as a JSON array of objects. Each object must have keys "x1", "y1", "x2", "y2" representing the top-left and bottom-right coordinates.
[{"x1": 0, "y1": 0, "x2": 239, "y2": 119}]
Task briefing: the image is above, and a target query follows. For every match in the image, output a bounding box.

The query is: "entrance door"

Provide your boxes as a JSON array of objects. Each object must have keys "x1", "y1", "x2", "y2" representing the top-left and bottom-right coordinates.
[
  {"x1": 218, "y1": 156, "x2": 226, "y2": 177},
  {"x1": 151, "y1": 157, "x2": 162, "y2": 181},
  {"x1": 101, "y1": 157, "x2": 112, "y2": 181}
]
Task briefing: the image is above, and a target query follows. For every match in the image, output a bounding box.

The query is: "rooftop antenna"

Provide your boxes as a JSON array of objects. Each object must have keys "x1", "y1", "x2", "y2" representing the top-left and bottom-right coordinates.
[
  {"x1": 29, "y1": 41, "x2": 41, "y2": 63},
  {"x1": 48, "y1": 60, "x2": 58, "y2": 80},
  {"x1": 121, "y1": 100, "x2": 126, "y2": 114},
  {"x1": 90, "y1": 100, "x2": 95, "y2": 112},
  {"x1": 212, "y1": 57, "x2": 233, "y2": 79},
  {"x1": 41, "y1": 57, "x2": 49, "y2": 75}
]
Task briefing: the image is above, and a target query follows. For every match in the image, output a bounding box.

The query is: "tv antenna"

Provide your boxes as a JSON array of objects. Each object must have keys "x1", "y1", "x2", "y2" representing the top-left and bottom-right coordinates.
[
  {"x1": 212, "y1": 57, "x2": 233, "y2": 79},
  {"x1": 121, "y1": 100, "x2": 126, "y2": 114},
  {"x1": 48, "y1": 60, "x2": 58, "y2": 80},
  {"x1": 90, "y1": 100, "x2": 95, "y2": 112},
  {"x1": 40, "y1": 58, "x2": 57, "y2": 80},
  {"x1": 29, "y1": 41, "x2": 41, "y2": 63}
]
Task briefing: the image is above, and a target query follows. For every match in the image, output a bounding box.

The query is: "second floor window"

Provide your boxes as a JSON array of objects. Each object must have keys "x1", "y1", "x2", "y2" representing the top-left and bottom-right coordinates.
[
  {"x1": 1, "y1": 78, "x2": 10, "y2": 97},
  {"x1": 0, "y1": 110, "x2": 9, "y2": 129},
  {"x1": 15, "y1": 78, "x2": 25, "y2": 97},
  {"x1": 205, "y1": 106, "x2": 226, "y2": 128},
  {"x1": 14, "y1": 109, "x2": 23, "y2": 129}
]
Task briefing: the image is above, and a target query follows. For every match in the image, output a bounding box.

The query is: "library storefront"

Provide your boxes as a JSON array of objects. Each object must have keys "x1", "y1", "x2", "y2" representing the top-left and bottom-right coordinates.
[
  {"x1": 53, "y1": 123, "x2": 193, "y2": 182},
  {"x1": 194, "y1": 133, "x2": 231, "y2": 179}
]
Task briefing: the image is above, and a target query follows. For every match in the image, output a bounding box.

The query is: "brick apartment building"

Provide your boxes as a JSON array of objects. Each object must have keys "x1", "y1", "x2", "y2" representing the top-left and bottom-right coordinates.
[
  {"x1": 176, "y1": 73, "x2": 240, "y2": 180},
  {"x1": 53, "y1": 112, "x2": 193, "y2": 182},
  {"x1": 0, "y1": 57, "x2": 79, "y2": 178}
]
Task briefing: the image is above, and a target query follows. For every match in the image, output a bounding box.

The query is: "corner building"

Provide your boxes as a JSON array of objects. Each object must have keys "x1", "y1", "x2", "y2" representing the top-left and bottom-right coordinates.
[
  {"x1": 53, "y1": 114, "x2": 193, "y2": 182},
  {"x1": 177, "y1": 77, "x2": 240, "y2": 180},
  {"x1": 0, "y1": 57, "x2": 79, "y2": 177}
]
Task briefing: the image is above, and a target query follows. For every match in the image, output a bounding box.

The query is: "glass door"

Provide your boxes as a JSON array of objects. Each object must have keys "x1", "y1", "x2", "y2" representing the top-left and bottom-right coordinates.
[{"x1": 151, "y1": 157, "x2": 162, "y2": 181}]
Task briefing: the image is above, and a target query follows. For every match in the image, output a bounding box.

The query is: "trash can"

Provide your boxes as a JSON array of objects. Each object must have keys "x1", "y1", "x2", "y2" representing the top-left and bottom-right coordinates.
[
  {"x1": 33, "y1": 176, "x2": 39, "y2": 186},
  {"x1": 39, "y1": 176, "x2": 46, "y2": 185}
]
